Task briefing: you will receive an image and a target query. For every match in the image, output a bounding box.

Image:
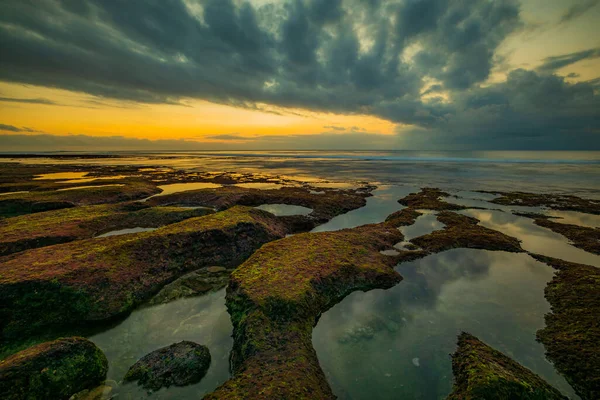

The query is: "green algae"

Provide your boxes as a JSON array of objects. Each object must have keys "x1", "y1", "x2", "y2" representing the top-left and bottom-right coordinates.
[
  {"x1": 0, "y1": 337, "x2": 108, "y2": 400},
  {"x1": 0, "y1": 181, "x2": 160, "y2": 218},
  {"x1": 447, "y1": 332, "x2": 566, "y2": 399},
  {"x1": 532, "y1": 254, "x2": 600, "y2": 400},
  {"x1": 205, "y1": 222, "x2": 408, "y2": 399},
  {"x1": 0, "y1": 206, "x2": 287, "y2": 344},
  {"x1": 398, "y1": 188, "x2": 466, "y2": 211},
  {"x1": 486, "y1": 191, "x2": 600, "y2": 215},
  {"x1": 410, "y1": 211, "x2": 523, "y2": 253},
  {"x1": 0, "y1": 203, "x2": 213, "y2": 256},
  {"x1": 147, "y1": 185, "x2": 371, "y2": 229},
  {"x1": 533, "y1": 218, "x2": 600, "y2": 255}
]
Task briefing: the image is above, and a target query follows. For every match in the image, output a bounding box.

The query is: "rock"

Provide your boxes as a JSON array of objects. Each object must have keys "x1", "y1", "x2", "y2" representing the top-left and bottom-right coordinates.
[
  {"x1": 0, "y1": 203, "x2": 213, "y2": 256},
  {"x1": 123, "y1": 341, "x2": 211, "y2": 391},
  {"x1": 447, "y1": 332, "x2": 566, "y2": 399},
  {"x1": 0, "y1": 206, "x2": 287, "y2": 340},
  {"x1": 0, "y1": 337, "x2": 108, "y2": 400},
  {"x1": 149, "y1": 267, "x2": 231, "y2": 305},
  {"x1": 532, "y1": 254, "x2": 600, "y2": 400}
]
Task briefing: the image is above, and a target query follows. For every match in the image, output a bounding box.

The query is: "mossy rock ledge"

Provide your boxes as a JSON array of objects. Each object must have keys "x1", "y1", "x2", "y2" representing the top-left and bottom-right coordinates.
[
  {"x1": 205, "y1": 217, "x2": 420, "y2": 399},
  {"x1": 0, "y1": 206, "x2": 287, "y2": 342},
  {"x1": 0, "y1": 337, "x2": 108, "y2": 400},
  {"x1": 0, "y1": 202, "x2": 213, "y2": 256},
  {"x1": 532, "y1": 254, "x2": 600, "y2": 400},
  {"x1": 124, "y1": 341, "x2": 211, "y2": 391},
  {"x1": 447, "y1": 332, "x2": 566, "y2": 399}
]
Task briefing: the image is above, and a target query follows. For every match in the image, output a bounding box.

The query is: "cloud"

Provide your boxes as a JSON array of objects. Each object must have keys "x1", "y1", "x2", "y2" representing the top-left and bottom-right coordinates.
[
  {"x1": 0, "y1": 0, "x2": 598, "y2": 150},
  {"x1": 323, "y1": 125, "x2": 346, "y2": 131},
  {"x1": 0, "y1": 124, "x2": 37, "y2": 133},
  {"x1": 559, "y1": 0, "x2": 600, "y2": 24},
  {"x1": 537, "y1": 47, "x2": 600, "y2": 72},
  {"x1": 0, "y1": 0, "x2": 519, "y2": 119},
  {"x1": 0, "y1": 97, "x2": 59, "y2": 105},
  {"x1": 206, "y1": 134, "x2": 254, "y2": 141}
]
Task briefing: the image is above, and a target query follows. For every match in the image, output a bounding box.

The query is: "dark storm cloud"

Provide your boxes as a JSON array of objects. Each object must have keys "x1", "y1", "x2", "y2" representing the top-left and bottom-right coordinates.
[
  {"x1": 206, "y1": 134, "x2": 254, "y2": 141},
  {"x1": 537, "y1": 48, "x2": 600, "y2": 72},
  {"x1": 0, "y1": 124, "x2": 37, "y2": 133},
  {"x1": 559, "y1": 0, "x2": 600, "y2": 24},
  {"x1": 0, "y1": 97, "x2": 58, "y2": 105},
  {"x1": 0, "y1": 0, "x2": 598, "y2": 149}
]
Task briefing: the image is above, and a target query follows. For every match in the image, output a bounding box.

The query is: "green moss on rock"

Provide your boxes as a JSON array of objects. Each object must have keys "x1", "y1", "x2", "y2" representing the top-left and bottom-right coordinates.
[
  {"x1": 0, "y1": 206, "x2": 287, "y2": 342},
  {"x1": 398, "y1": 188, "x2": 465, "y2": 211},
  {"x1": 0, "y1": 337, "x2": 108, "y2": 400},
  {"x1": 147, "y1": 185, "x2": 371, "y2": 231},
  {"x1": 447, "y1": 332, "x2": 566, "y2": 400},
  {"x1": 533, "y1": 219, "x2": 600, "y2": 255},
  {"x1": 0, "y1": 181, "x2": 160, "y2": 218},
  {"x1": 410, "y1": 211, "x2": 523, "y2": 253},
  {"x1": 532, "y1": 254, "x2": 600, "y2": 400},
  {"x1": 0, "y1": 203, "x2": 213, "y2": 256},
  {"x1": 123, "y1": 341, "x2": 211, "y2": 391},
  {"x1": 487, "y1": 191, "x2": 600, "y2": 214},
  {"x1": 205, "y1": 221, "x2": 412, "y2": 399}
]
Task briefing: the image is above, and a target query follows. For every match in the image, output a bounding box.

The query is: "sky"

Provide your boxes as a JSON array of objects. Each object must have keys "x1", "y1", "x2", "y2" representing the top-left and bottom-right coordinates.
[{"x1": 0, "y1": 0, "x2": 599, "y2": 151}]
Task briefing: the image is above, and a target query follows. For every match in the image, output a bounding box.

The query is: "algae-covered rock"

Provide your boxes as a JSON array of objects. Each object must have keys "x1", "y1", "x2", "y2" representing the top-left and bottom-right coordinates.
[
  {"x1": 533, "y1": 218, "x2": 600, "y2": 255},
  {"x1": 0, "y1": 206, "x2": 287, "y2": 341},
  {"x1": 0, "y1": 203, "x2": 213, "y2": 256},
  {"x1": 411, "y1": 211, "x2": 523, "y2": 253},
  {"x1": 532, "y1": 254, "x2": 600, "y2": 400},
  {"x1": 398, "y1": 188, "x2": 465, "y2": 211},
  {"x1": 148, "y1": 267, "x2": 230, "y2": 305},
  {"x1": 0, "y1": 337, "x2": 108, "y2": 400},
  {"x1": 146, "y1": 185, "x2": 372, "y2": 230},
  {"x1": 0, "y1": 181, "x2": 160, "y2": 218},
  {"x1": 447, "y1": 332, "x2": 566, "y2": 400},
  {"x1": 123, "y1": 341, "x2": 211, "y2": 391},
  {"x1": 487, "y1": 191, "x2": 600, "y2": 214},
  {"x1": 206, "y1": 221, "x2": 411, "y2": 400}
]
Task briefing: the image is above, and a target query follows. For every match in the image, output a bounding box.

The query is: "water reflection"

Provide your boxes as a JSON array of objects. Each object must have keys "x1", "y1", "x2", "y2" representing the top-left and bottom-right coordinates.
[
  {"x1": 311, "y1": 185, "x2": 417, "y2": 232},
  {"x1": 547, "y1": 210, "x2": 600, "y2": 228},
  {"x1": 96, "y1": 227, "x2": 157, "y2": 238},
  {"x1": 255, "y1": 204, "x2": 313, "y2": 216},
  {"x1": 460, "y1": 209, "x2": 600, "y2": 267},
  {"x1": 56, "y1": 184, "x2": 125, "y2": 191},
  {"x1": 233, "y1": 182, "x2": 286, "y2": 190},
  {"x1": 399, "y1": 211, "x2": 445, "y2": 241},
  {"x1": 89, "y1": 289, "x2": 232, "y2": 399},
  {"x1": 33, "y1": 172, "x2": 88, "y2": 180},
  {"x1": 142, "y1": 182, "x2": 222, "y2": 201},
  {"x1": 313, "y1": 250, "x2": 577, "y2": 399}
]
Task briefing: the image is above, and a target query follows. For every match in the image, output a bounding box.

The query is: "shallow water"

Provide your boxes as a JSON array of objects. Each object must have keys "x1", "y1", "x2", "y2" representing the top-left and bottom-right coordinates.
[
  {"x1": 89, "y1": 289, "x2": 232, "y2": 399},
  {"x1": 460, "y1": 209, "x2": 600, "y2": 267},
  {"x1": 313, "y1": 249, "x2": 578, "y2": 399},
  {"x1": 255, "y1": 204, "x2": 313, "y2": 216},
  {"x1": 58, "y1": 175, "x2": 127, "y2": 183},
  {"x1": 142, "y1": 182, "x2": 222, "y2": 201},
  {"x1": 311, "y1": 185, "x2": 417, "y2": 232},
  {"x1": 33, "y1": 172, "x2": 88, "y2": 180},
  {"x1": 96, "y1": 227, "x2": 157, "y2": 238},
  {"x1": 233, "y1": 182, "x2": 286, "y2": 190},
  {"x1": 14, "y1": 151, "x2": 600, "y2": 197},
  {"x1": 399, "y1": 211, "x2": 445, "y2": 241},
  {"x1": 56, "y1": 184, "x2": 125, "y2": 191},
  {"x1": 0, "y1": 191, "x2": 29, "y2": 196},
  {"x1": 547, "y1": 210, "x2": 600, "y2": 228}
]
